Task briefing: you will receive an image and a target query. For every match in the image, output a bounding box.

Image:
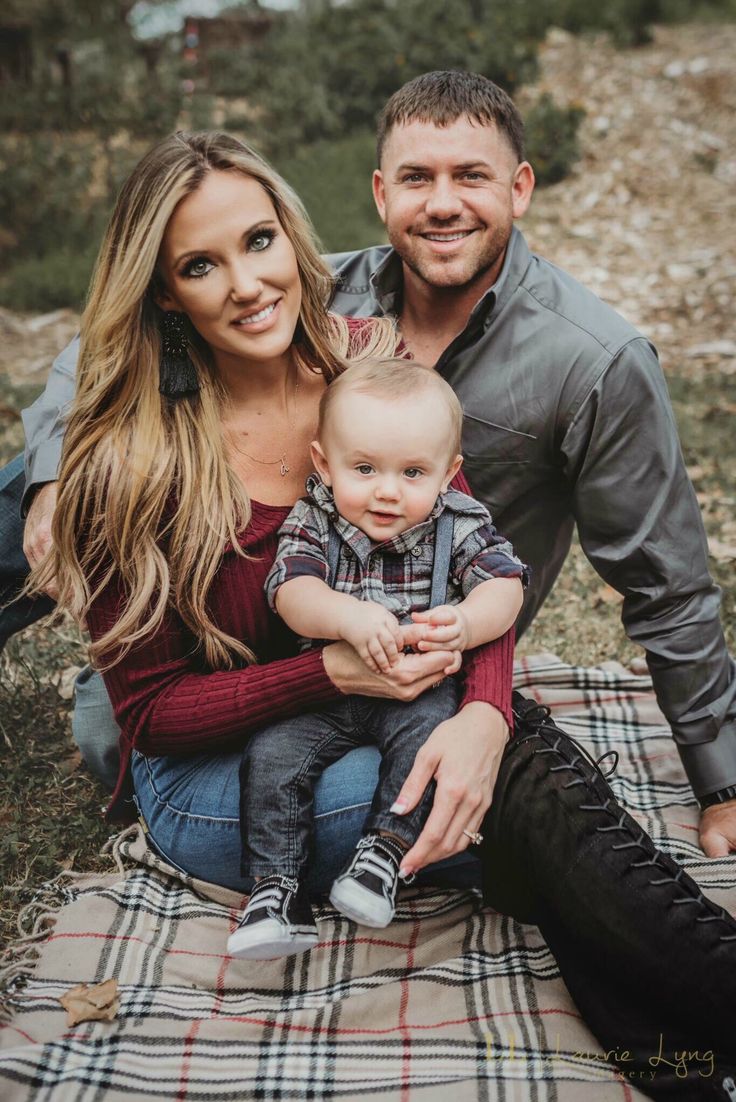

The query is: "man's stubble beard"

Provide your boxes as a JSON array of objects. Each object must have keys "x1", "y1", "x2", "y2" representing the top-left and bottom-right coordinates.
[{"x1": 389, "y1": 220, "x2": 512, "y2": 294}]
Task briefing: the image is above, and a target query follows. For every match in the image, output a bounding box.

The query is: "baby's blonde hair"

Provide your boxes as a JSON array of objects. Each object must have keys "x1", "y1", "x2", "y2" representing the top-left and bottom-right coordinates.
[{"x1": 318, "y1": 357, "x2": 463, "y2": 457}]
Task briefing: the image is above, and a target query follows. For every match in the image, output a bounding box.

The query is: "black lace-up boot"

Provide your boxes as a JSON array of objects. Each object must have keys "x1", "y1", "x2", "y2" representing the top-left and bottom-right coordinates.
[{"x1": 478, "y1": 691, "x2": 736, "y2": 1099}]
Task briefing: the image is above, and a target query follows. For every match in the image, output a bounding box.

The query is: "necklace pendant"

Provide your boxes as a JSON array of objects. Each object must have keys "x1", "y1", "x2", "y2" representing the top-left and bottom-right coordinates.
[{"x1": 280, "y1": 459, "x2": 290, "y2": 476}]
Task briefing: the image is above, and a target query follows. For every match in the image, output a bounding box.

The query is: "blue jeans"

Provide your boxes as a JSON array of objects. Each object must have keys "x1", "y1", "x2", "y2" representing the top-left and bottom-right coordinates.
[
  {"x1": 0, "y1": 454, "x2": 54, "y2": 647},
  {"x1": 240, "y1": 681, "x2": 458, "y2": 877},
  {"x1": 131, "y1": 740, "x2": 480, "y2": 897}
]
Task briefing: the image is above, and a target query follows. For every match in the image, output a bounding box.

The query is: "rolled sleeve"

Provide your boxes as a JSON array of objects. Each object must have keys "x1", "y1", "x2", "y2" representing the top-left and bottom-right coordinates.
[
  {"x1": 562, "y1": 338, "x2": 736, "y2": 794},
  {"x1": 21, "y1": 335, "x2": 80, "y2": 511},
  {"x1": 453, "y1": 518, "x2": 529, "y2": 598},
  {"x1": 264, "y1": 500, "x2": 330, "y2": 612}
]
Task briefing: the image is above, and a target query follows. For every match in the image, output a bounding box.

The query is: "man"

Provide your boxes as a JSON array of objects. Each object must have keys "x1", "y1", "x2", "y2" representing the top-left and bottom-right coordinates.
[{"x1": 3, "y1": 71, "x2": 735, "y2": 861}]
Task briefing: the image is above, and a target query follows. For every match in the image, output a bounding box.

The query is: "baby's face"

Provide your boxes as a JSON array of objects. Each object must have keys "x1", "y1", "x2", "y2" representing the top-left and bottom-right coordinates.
[{"x1": 312, "y1": 388, "x2": 461, "y2": 542}]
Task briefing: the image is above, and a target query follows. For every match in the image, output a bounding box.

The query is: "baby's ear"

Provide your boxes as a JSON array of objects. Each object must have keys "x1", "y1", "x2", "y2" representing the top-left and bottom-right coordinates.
[
  {"x1": 310, "y1": 440, "x2": 332, "y2": 485},
  {"x1": 441, "y1": 453, "x2": 463, "y2": 492}
]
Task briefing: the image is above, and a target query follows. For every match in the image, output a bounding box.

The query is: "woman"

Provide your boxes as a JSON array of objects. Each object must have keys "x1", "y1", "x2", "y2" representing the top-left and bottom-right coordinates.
[
  {"x1": 31, "y1": 131, "x2": 735, "y2": 1098},
  {"x1": 31, "y1": 130, "x2": 509, "y2": 895}
]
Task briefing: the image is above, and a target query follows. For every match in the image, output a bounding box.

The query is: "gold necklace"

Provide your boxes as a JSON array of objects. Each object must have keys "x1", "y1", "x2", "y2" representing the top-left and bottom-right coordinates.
[{"x1": 227, "y1": 374, "x2": 300, "y2": 477}]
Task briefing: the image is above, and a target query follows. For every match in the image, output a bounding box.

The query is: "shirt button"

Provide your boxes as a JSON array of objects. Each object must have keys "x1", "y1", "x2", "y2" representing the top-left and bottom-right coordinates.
[{"x1": 411, "y1": 547, "x2": 422, "y2": 558}]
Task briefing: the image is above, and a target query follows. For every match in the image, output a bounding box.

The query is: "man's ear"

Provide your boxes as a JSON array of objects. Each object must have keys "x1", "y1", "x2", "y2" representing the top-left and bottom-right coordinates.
[
  {"x1": 372, "y1": 169, "x2": 387, "y2": 224},
  {"x1": 511, "y1": 161, "x2": 535, "y2": 220},
  {"x1": 441, "y1": 454, "x2": 463, "y2": 492},
  {"x1": 310, "y1": 440, "x2": 332, "y2": 485}
]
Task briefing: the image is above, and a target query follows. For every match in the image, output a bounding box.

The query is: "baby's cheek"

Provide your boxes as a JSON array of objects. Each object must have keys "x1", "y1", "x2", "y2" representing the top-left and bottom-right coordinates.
[{"x1": 332, "y1": 485, "x2": 368, "y2": 527}]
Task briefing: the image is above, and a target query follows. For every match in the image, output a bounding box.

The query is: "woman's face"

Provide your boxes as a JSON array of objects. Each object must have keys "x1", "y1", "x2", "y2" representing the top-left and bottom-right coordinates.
[{"x1": 157, "y1": 169, "x2": 302, "y2": 378}]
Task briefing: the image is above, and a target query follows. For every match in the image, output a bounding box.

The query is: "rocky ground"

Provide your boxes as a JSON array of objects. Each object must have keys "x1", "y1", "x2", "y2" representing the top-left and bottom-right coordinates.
[{"x1": 1, "y1": 20, "x2": 734, "y2": 947}]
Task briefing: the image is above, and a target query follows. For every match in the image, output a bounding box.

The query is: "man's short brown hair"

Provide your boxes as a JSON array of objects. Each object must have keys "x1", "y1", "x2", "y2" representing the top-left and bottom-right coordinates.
[{"x1": 376, "y1": 70, "x2": 525, "y2": 165}]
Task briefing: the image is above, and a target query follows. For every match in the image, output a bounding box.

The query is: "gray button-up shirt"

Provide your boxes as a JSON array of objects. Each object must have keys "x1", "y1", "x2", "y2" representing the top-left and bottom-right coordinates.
[{"x1": 21, "y1": 227, "x2": 736, "y2": 796}]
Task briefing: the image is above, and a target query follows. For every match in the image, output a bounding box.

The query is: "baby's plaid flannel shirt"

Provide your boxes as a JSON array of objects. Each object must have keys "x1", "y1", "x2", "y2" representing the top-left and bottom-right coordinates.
[{"x1": 265, "y1": 475, "x2": 528, "y2": 651}]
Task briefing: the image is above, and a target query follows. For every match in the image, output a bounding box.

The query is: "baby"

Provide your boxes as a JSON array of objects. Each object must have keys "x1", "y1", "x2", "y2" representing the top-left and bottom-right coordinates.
[{"x1": 227, "y1": 358, "x2": 527, "y2": 960}]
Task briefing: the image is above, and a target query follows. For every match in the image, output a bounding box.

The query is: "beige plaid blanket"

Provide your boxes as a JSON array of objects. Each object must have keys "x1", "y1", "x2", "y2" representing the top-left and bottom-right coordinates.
[{"x1": 1, "y1": 654, "x2": 735, "y2": 1100}]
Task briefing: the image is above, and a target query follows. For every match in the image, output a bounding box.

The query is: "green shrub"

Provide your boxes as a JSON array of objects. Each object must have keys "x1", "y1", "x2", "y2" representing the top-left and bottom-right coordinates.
[
  {"x1": 0, "y1": 246, "x2": 97, "y2": 312},
  {"x1": 524, "y1": 95, "x2": 585, "y2": 186},
  {"x1": 274, "y1": 131, "x2": 384, "y2": 253}
]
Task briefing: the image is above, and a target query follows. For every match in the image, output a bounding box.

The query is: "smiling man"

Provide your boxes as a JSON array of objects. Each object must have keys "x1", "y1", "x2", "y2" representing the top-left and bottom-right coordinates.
[{"x1": 324, "y1": 71, "x2": 736, "y2": 861}]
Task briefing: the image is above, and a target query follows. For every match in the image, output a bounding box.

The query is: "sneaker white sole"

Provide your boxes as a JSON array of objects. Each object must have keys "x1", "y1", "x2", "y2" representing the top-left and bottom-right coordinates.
[
  {"x1": 227, "y1": 922, "x2": 319, "y2": 961},
  {"x1": 329, "y1": 879, "x2": 394, "y2": 928}
]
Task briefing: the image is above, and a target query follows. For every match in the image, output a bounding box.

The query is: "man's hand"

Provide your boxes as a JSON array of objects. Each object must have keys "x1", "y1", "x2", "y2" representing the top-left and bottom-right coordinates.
[
  {"x1": 411, "y1": 604, "x2": 469, "y2": 652},
  {"x1": 23, "y1": 481, "x2": 59, "y2": 598},
  {"x1": 699, "y1": 800, "x2": 736, "y2": 857},
  {"x1": 338, "y1": 601, "x2": 403, "y2": 673},
  {"x1": 391, "y1": 701, "x2": 509, "y2": 876}
]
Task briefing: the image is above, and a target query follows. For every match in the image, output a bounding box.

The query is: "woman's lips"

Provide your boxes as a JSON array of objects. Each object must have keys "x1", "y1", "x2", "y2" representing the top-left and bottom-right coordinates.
[{"x1": 230, "y1": 299, "x2": 281, "y2": 332}]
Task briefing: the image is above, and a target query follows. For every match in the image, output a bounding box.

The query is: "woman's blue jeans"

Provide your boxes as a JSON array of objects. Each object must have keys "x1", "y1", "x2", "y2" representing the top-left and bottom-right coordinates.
[{"x1": 131, "y1": 743, "x2": 480, "y2": 897}]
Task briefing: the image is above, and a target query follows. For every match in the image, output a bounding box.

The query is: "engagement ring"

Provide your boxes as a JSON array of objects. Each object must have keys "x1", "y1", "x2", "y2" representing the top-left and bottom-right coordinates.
[{"x1": 462, "y1": 829, "x2": 484, "y2": 846}]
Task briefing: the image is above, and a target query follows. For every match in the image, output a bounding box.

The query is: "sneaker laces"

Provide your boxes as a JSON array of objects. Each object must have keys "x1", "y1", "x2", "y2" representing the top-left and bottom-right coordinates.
[
  {"x1": 245, "y1": 875, "x2": 296, "y2": 915},
  {"x1": 351, "y1": 835, "x2": 402, "y2": 891}
]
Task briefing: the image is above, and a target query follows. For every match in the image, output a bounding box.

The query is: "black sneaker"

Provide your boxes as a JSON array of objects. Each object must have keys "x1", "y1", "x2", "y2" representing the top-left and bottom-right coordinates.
[
  {"x1": 227, "y1": 874, "x2": 319, "y2": 960},
  {"x1": 329, "y1": 834, "x2": 410, "y2": 928}
]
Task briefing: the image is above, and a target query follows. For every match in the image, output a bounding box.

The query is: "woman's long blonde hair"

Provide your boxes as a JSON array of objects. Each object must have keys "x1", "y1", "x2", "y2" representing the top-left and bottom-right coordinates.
[{"x1": 30, "y1": 131, "x2": 398, "y2": 670}]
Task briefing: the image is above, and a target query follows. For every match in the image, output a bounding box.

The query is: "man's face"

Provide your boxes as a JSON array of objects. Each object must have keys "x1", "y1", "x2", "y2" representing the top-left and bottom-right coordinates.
[{"x1": 373, "y1": 116, "x2": 534, "y2": 294}]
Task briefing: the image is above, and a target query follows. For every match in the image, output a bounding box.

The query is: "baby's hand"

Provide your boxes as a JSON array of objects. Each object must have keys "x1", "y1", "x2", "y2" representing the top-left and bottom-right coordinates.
[
  {"x1": 340, "y1": 603, "x2": 403, "y2": 673},
  {"x1": 411, "y1": 605, "x2": 469, "y2": 653}
]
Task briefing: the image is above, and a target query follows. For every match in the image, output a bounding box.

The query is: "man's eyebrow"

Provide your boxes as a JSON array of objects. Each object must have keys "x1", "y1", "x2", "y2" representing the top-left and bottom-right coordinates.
[
  {"x1": 171, "y1": 219, "x2": 278, "y2": 267},
  {"x1": 393, "y1": 160, "x2": 492, "y2": 176}
]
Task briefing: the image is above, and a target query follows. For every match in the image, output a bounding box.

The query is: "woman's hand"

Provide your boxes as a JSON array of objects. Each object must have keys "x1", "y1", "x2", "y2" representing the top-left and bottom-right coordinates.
[
  {"x1": 322, "y1": 640, "x2": 461, "y2": 701},
  {"x1": 391, "y1": 701, "x2": 509, "y2": 876}
]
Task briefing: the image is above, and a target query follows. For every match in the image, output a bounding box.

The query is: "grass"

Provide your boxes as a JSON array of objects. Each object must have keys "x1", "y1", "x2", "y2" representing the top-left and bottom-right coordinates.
[{"x1": 1, "y1": 364, "x2": 734, "y2": 953}]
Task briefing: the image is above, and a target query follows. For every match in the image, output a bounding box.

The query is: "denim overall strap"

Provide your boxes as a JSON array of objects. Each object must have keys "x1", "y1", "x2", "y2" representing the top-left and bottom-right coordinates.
[
  {"x1": 326, "y1": 525, "x2": 342, "y2": 589},
  {"x1": 429, "y1": 509, "x2": 454, "y2": 609}
]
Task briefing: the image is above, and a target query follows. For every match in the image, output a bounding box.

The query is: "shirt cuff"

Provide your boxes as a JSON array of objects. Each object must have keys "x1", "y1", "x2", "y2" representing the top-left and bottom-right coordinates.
[
  {"x1": 459, "y1": 627, "x2": 515, "y2": 733},
  {"x1": 22, "y1": 441, "x2": 63, "y2": 515},
  {"x1": 676, "y1": 719, "x2": 736, "y2": 798}
]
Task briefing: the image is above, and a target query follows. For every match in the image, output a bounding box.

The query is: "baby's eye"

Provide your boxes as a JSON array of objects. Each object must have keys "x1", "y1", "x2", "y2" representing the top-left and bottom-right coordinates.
[
  {"x1": 182, "y1": 256, "x2": 214, "y2": 278},
  {"x1": 404, "y1": 467, "x2": 423, "y2": 479},
  {"x1": 356, "y1": 464, "x2": 374, "y2": 475},
  {"x1": 249, "y1": 229, "x2": 275, "y2": 252}
]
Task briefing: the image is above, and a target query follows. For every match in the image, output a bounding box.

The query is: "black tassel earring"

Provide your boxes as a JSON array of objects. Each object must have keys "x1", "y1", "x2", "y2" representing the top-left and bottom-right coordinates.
[{"x1": 159, "y1": 310, "x2": 200, "y2": 399}]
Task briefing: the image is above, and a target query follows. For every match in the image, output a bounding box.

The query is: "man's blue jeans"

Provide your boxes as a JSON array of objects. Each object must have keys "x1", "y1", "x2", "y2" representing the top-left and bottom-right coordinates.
[{"x1": 0, "y1": 454, "x2": 53, "y2": 645}]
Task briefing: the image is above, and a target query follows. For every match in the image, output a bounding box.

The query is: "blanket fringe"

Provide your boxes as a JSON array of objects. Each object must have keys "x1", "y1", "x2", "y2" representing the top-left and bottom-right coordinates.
[{"x1": 0, "y1": 824, "x2": 141, "y2": 1016}]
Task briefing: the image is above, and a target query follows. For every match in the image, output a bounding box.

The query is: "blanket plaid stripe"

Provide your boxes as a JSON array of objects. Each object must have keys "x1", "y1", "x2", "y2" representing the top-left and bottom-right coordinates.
[{"x1": 2, "y1": 655, "x2": 734, "y2": 1100}]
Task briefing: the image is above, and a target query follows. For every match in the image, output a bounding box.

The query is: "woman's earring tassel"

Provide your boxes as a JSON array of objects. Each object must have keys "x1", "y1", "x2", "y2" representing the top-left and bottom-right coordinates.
[{"x1": 159, "y1": 311, "x2": 200, "y2": 399}]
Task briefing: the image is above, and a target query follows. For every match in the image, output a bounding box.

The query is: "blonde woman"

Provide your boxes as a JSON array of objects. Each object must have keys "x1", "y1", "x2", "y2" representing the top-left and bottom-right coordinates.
[{"x1": 31, "y1": 131, "x2": 512, "y2": 896}]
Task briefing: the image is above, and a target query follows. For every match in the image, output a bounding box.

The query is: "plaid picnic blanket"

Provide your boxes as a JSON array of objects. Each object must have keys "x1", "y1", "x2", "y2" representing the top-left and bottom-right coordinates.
[{"x1": 1, "y1": 654, "x2": 735, "y2": 1101}]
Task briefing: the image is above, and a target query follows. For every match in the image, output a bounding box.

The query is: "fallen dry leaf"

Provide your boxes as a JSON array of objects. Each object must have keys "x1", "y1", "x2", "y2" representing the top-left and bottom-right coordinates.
[
  {"x1": 594, "y1": 584, "x2": 623, "y2": 607},
  {"x1": 59, "y1": 978, "x2": 119, "y2": 1026},
  {"x1": 708, "y1": 538, "x2": 736, "y2": 563}
]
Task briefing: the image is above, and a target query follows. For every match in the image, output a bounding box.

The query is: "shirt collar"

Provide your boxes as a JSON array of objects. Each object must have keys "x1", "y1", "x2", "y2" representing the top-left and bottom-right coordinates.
[
  {"x1": 306, "y1": 474, "x2": 446, "y2": 564},
  {"x1": 369, "y1": 225, "x2": 531, "y2": 332}
]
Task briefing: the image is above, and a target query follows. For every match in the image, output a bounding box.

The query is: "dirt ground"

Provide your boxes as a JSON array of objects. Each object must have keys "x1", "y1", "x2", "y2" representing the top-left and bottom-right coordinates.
[{"x1": 1, "y1": 21, "x2": 734, "y2": 949}]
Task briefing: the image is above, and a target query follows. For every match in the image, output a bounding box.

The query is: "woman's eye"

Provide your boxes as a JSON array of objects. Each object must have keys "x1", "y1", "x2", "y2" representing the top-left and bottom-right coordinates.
[
  {"x1": 404, "y1": 467, "x2": 423, "y2": 479},
  {"x1": 249, "y1": 229, "x2": 275, "y2": 252},
  {"x1": 183, "y1": 257, "x2": 213, "y2": 278}
]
